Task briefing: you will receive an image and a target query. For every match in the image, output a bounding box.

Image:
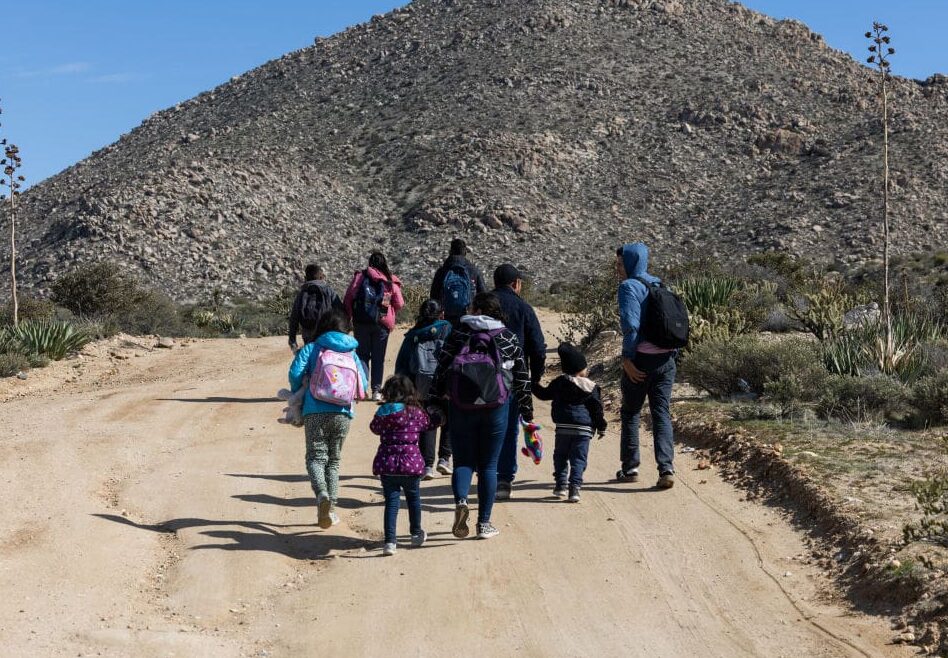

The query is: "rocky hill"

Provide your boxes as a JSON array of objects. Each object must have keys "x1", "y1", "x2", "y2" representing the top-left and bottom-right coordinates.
[{"x1": 5, "y1": 0, "x2": 948, "y2": 301}]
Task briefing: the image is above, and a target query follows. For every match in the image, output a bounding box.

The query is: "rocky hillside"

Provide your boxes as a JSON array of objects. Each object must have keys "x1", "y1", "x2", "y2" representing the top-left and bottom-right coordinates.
[{"x1": 6, "y1": 0, "x2": 948, "y2": 301}]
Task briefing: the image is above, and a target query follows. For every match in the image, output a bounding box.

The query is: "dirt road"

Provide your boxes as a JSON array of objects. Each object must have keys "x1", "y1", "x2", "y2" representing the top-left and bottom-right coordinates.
[{"x1": 0, "y1": 319, "x2": 910, "y2": 657}]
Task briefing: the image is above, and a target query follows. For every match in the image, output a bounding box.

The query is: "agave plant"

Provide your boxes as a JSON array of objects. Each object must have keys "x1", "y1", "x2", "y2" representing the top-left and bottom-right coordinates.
[
  {"x1": 0, "y1": 320, "x2": 90, "y2": 361},
  {"x1": 674, "y1": 276, "x2": 742, "y2": 319}
]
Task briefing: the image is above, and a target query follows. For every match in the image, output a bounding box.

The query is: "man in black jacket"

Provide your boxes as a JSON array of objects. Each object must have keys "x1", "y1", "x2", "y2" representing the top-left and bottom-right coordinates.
[
  {"x1": 429, "y1": 239, "x2": 487, "y2": 326},
  {"x1": 492, "y1": 263, "x2": 547, "y2": 500},
  {"x1": 288, "y1": 263, "x2": 344, "y2": 352}
]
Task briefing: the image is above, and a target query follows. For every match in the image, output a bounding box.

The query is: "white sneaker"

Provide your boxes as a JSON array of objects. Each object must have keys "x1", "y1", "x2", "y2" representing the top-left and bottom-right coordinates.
[
  {"x1": 383, "y1": 543, "x2": 396, "y2": 556},
  {"x1": 423, "y1": 467, "x2": 435, "y2": 481},
  {"x1": 436, "y1": 459, "x2": 453, "y2": 475},
  {"x1": 317, "y1": 494, "x2": 332, "y2": 529},
  {"x1": 411, "y1": 529, "x2": 427, "y2": 548},
  {"x1": 372, "y1": 391, "x2": 382, "y2": 402},
  {"x1": 476, "y1": 522, "x2": 500, "y2": 540},
  {"x1": 330, "y1": 511, "x2": 340, "y2": 526}
]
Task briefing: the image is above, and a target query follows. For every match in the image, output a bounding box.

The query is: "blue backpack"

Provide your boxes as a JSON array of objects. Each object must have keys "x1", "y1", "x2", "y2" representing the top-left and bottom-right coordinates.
[
  {"x1": 442, "y1": 266, "x2": 473, "y2": 317},
  {"x1": 353, "y1": 271, "x2": 385, "y2": 324}
]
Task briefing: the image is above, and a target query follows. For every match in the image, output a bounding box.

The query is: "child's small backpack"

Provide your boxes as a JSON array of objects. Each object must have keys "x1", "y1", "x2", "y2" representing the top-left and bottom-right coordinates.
[
  {"x1": 635, "y1": 278, "x2": 690, "y2": 349},
  {"x1": 353, "y1": 272, "x2": 386, "y2": 324},
  {"x1": 408, "y1": 328, "x2": 445, "y2": 397},
  {"x1": 442, "y1": 266, "x2": 473, "y2": 317},
  {"x1": 449, "y1": 329, "x2": 511, "y2": 411},
  {"x1": 310, "y1": 349, "x2": 365, "y2": 406}
]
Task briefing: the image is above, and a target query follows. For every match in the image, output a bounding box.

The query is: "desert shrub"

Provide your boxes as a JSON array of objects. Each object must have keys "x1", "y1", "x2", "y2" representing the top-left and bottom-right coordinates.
[
  {"x1": 2, "y1": 296, "x2": 55, "y2": 324},
  {"x1": 816, "y1": 375, "x2": 910, "y2": 424},
  {"x1": 904, "y1": 454, "x2": 948, "y2": 546},
  {"x1": 681, "y1": 335, "x2": 823, "y2": 398},
  {"x1": 398, "y1": 285, "x2": 429, "y2": 325},
  {"x1": 559, "y1": 262, "x2": 618, "y2": 347},
  {"x1": 672, "y1": 275, "x2": 777, "y2": 346},
  {"x1": 675, "y1": 276, "x2": 742, "y2": 318},
  {"x1": 0, "y1": 352, "x2": 29, "y2": 378},
  {"x1": 0, "y1": 320, "x2": 91, "y2": 361},
  {"x1": 912, "y1": 372, "x2": 948, "y2": 426},
  {"x1": 122, "y1": 289, "x2": 189, "y2": 336},
  {"x1": 51, "y1": 262, "x2": 145, "y2": 318},
  {"x1": 786, "y1": 279, "x2": 856, "y2": 341}
]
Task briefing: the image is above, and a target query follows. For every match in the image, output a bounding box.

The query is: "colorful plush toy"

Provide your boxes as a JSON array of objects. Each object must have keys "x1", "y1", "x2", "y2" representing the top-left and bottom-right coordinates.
[{"x1": 520, "y1": 419, "x2": 543, "y2": 465}]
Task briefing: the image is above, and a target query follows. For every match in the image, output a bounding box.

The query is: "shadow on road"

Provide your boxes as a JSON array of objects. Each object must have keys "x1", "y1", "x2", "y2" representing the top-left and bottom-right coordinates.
[
  {"x1": 156, "y1": 397, "x2": 281, "y2": 404},
  {"x1": 93, "y1": 513, "x2": 365, "y2": 560}
]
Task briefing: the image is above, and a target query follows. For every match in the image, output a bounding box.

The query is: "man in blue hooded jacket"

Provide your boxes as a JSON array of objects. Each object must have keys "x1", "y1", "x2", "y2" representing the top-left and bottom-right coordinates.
[{"x1": 616, "y1": 243, "x2": 677, "y2": 489}]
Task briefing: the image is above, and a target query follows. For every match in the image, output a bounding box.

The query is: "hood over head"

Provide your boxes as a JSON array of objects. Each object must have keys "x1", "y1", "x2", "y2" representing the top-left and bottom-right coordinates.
[
  {"x1": 461, "y1": 315, "x2": 505, "y2": 331},
  {"x1": 621, "y1": 243, "x2": 660, "y2": 284},
  {"x1": 314, "y1": 331, "x2": 359, "y2": 352}
]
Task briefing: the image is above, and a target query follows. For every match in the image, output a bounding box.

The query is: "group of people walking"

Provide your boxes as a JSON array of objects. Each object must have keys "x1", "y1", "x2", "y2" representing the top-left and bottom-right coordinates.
[{"x1": 285, "y1": 238, "x2": 681, "y2": 556}]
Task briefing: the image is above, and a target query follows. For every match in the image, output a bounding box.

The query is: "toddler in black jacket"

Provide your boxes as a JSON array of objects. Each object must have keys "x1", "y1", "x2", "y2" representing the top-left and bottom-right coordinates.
[{"x1": 534, "y1": 343, "x2": 607, "y2": 502}]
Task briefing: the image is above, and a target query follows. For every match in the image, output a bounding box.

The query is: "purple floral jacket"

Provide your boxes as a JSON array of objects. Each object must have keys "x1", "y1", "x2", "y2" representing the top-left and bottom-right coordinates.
[{"x1": 370, "y1": 403, "x2": 434, "y2": 477}]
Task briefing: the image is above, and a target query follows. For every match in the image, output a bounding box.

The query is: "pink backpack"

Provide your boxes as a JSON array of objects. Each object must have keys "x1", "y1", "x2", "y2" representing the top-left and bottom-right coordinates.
[{"x1": 309, "y1": 349, "x2": 365, "y2": 406}]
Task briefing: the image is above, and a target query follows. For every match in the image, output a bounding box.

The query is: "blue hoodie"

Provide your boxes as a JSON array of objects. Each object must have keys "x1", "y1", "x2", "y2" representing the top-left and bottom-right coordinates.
[
  {"x1": 617, "y1": 243, "x2": 662, "y2": 358},
  {"x1": 288, "y1": 331, "x2": 369, "y2": 418}
]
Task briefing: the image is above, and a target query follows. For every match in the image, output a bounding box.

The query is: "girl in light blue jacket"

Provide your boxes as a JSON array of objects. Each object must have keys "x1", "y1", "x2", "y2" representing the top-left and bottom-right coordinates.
[{"x1": 288, "y1": 309, "x2": 368, "y2": 529}]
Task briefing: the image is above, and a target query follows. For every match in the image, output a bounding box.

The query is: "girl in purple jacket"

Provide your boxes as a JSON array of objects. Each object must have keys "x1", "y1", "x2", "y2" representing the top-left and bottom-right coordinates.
[{"x1": 370, "y1": 375, "x2": 436, "y2": 556}]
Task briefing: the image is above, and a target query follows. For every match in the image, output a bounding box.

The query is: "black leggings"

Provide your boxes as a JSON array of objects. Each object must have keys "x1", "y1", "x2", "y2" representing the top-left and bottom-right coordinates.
[{"x1": 354, "y1": 323, "x2": 389, "y2": 392}]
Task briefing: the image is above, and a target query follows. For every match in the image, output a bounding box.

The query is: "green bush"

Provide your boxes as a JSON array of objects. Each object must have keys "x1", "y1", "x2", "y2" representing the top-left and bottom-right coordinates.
[
  {"x1": 2, "y1": 296, "x2": 55, "y2": 324},
  {"x1": 1, "y1": 320, "x2": 91, "y2": 361},
  {"x1": 912, "y1": 371, "x2": 948, "y2": 426},
  {"x1": 681, "y1": 335, "x2": 824, "y2": 398},
  {"x1": 559, "y1": 262, "x2": 618, "y2": 348},
  {"x1": 786, "y1": 279, "x2": 855, "y2": 341},
  {"x1": 0, "y1": 352, "x2": 29, "y2": 378},
  {"x1": 816, "y1": 375, "x2": 910, "y2": 424},
  {"x1": 51, "y1": 262, "x2": 145, "y2": 318},
  {"x1": 904, "y1": 459, "x2": 948, "y2": 547},
  {"x1": 675, "y1": 276, "x2": 742, "y2": 319}
]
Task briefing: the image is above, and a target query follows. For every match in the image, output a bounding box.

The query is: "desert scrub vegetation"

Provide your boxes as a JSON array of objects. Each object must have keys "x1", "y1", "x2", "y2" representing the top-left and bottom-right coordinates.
[{"x1": 559, "y1": 249, "x2": 948, "y2": 426}]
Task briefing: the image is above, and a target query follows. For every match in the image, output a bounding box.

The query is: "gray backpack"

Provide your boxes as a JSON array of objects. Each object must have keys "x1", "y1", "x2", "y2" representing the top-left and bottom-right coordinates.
[{"x1": 409, "y1": 333, "x2": 442, "y2": 396}]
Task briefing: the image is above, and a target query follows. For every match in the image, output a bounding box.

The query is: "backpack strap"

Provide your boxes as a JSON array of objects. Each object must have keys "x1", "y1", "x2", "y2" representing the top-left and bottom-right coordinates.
[{"x1": 634, "y1": 276, "x2": 660, "y2": 288}]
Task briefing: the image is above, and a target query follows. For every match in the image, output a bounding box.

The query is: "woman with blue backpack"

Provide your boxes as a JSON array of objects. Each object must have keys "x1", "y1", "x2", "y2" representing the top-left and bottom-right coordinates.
[
  {"x1": 394, "y1": 299, "x2": 454, "y2": 480},
  {"x1": 288, "y1": 309, "x2": 369, "y2": 529},
  {"x1": 427, "y1": 292, "x2": 534, "y2": 541},
  {"x1": 344, "y1": 251, "x2": 404, "y2": 401}
]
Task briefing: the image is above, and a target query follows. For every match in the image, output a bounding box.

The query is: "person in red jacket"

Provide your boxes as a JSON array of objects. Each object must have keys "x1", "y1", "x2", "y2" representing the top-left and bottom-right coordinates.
[{"x1": 344, "y1": 251, "x2": 405, "y2": 400}]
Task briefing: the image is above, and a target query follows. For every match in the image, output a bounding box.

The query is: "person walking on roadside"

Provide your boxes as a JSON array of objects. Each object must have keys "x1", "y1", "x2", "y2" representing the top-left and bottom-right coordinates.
[
  {"x1": 427, "y1": 292, "x2": 533, "y2": 541},
  {"x1": 492, "y1": 263, "x2": 546, "y2": 501},
  {"x1": 288, "y1": 309, "x2": 368, "y2": 528},
  {"x1": 429, "y1": 238, "x2": 487, "y2": 327},
  {"x1": 394, "y1": 299, "x2": 453, "y2": 480},
  {"x1": 615, "y1": 243, "x2": 683, "y2": 489},
  {"x1": 288, "y1": 263, "x2": 344, "y2": 352},
  {"x1": 344, "y1": 251, "x2": 404, "y2": 401}
]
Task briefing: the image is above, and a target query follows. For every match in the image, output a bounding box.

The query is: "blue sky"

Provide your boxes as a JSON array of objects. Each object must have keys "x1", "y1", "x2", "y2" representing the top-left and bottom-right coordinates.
[{"x1": 2, "y1": 0, "x2": 945, "y2": 186}]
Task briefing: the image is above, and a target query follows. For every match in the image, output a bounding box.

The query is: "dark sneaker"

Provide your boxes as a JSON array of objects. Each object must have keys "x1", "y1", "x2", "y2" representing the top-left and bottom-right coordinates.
[
  {"x1": 616, "y1": 468, "x2": 639, "y2": 483},
  {"x1": 495, "y1": 481, "x2": 512, "y2": 501},
  {"x1": 411, "y1": 529, "x2": 427, "y2": 548},
  {"x1": 568, "y1": 485, "x2": 581, "y2": 503},
  {"x1": 452, "y1": 501, "x2": 470, "y2": 538},
  {"x1": 657, "y1": 473, "x2": 676, "y2": 489},
  {"x1": 553, "y1": 485, "x2": 568, "y2": 498},
  {"x1": 476, "y1": 522, "x2": 500, "y2": 540}
]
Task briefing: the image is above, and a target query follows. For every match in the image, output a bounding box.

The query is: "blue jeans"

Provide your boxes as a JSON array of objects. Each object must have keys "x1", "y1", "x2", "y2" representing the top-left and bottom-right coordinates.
[
  {"x1": 553, "y1": 430, "x2": 592, "y2": 488},
  {"x1": 380, "y1": 475, "x2": 422, "y2": 545},
  {"x1": 497, "y1": 402, "x2": 521, "y2": 484},
  {"x1": 449, "y1": 403, "x2": 509, "y2": 523},
  {"x1": 620, "y1": 352, "x2": 676, "y2": 476},
  {"x1": 354, "y1": 322, "x2": 389, "y2": 392}
]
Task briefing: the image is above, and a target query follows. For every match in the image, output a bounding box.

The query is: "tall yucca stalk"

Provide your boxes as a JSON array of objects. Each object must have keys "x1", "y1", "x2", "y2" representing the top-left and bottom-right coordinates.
[
  {"x1": 865, "y1": 24, "x2": 896, "y2": 372},
  {"x1": 0, "y1": 97, "x2": 25, "y2": 327}
]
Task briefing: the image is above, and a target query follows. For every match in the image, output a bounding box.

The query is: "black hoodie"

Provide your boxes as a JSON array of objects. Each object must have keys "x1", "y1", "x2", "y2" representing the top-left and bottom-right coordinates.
[
  {"x1": 429, "y1": 256, "x2": 487, "y2": 317},
  {"x1": 534, "y1": 375, "x2": 607, "y2": 434}
]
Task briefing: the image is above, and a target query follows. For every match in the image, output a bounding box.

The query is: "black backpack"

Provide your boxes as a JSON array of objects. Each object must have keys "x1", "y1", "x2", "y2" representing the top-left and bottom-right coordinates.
[
  {"x1": 299, "y1": 283, "x2": 333, "y2": 330},
  {"x1": 635, "y1": 277, "x2": 690, "y2": 349}
]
